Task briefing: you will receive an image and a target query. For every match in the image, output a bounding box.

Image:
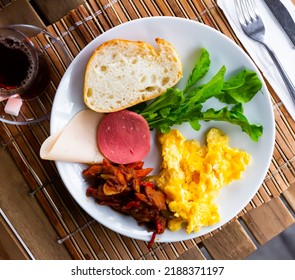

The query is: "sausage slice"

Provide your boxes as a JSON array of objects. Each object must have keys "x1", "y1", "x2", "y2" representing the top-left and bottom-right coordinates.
[{"x1": 97, "y1": 110, "x2": 150, "y2": 164}]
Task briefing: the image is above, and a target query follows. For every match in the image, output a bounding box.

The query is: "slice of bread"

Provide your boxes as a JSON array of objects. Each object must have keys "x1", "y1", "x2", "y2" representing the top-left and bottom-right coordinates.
[{"x1": 83, "y1": 38, "x2": 182, "y2": 112}]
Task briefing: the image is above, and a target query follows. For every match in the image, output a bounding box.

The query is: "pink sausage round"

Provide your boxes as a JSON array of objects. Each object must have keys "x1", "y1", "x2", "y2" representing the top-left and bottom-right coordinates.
[{"x1": 97, "y1": 110, "x2": 150, "y2": 164}]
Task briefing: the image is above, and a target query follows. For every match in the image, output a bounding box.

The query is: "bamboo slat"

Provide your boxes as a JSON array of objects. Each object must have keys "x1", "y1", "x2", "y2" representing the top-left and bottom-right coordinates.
[
  {"x1": 176, "y1": 246, "x2": 205, "y2": 260},
  {"x1": 202, "y1": 220, "x2": 257, "y2": 260},
  {"x1": 283, "y1": 183, "x2": 295, "y2": 212},
  {"x1": 0, "y1": 0, "x2": 294, "y2": 260},
  {"x1": 32, "y1": 0, "x2": 86, "y2": 24},
  {"x1": 242, "y1": 198, "x2": 295, "y2": 245}
]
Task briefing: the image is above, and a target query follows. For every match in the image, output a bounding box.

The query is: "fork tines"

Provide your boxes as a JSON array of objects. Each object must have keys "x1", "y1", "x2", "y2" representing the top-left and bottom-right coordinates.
[{"x1": 235, "y1": 0, "x2": 259, "y2": 24}]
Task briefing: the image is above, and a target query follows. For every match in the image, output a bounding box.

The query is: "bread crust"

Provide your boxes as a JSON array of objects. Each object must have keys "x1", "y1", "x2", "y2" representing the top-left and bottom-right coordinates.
[{"x1": 83, "y1": 38, "x2": 182, "y2": 113}]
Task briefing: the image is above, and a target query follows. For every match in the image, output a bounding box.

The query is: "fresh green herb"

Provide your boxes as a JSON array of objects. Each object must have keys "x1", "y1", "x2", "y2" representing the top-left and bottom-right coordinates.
[
  {"x1": 184, "y1": 48, "x2": 211, "y2": 94},
  {"x1": 218, "y1": 69, "x2": 263, "y2": 104},
  {"x1": 131, "y1": 48, "x2": 263, "y2": 141},
  {"x1": 199, "y1": 104, "x2": 263, "y2": 142}
]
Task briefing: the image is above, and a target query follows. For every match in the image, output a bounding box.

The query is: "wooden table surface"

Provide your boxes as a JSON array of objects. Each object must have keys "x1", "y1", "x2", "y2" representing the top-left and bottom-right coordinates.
[
  {"x1": 0, "y1": 0, "x2": 82, "y2": 260},
  {"x1": 0, "y1": 0, "x2": 294, "y2": 260}
]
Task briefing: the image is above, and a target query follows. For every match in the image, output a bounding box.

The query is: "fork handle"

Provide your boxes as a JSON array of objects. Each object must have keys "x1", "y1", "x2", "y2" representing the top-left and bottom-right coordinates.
[{"x1": 261, "y1": 42, "x2": 295, "y2": 104}]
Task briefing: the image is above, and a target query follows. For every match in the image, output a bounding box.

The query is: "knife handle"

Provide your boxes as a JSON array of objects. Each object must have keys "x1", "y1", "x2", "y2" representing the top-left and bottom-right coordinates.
[{"x1": 261, "y1": 42, "x2": 295, "y2": 104}]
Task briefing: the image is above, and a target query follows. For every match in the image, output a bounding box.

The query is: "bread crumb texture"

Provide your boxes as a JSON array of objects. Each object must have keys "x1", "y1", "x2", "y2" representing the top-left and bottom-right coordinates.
[{"x1": 84, "y1": 38, "x2": 182, "y2": 112}]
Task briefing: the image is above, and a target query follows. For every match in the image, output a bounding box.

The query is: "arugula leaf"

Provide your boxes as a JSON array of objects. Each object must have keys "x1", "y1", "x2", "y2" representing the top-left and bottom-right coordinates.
[
  {"x1": 140, "y1": 88, "x2": 184, "y2": 119},
  {"x1": 185, "y1": 65, "x2": 226, "y2": 104},
  {"x1": 131, "y1": 47, "x2": 264, "y2": 141},
  {"x1": 189, "y1": 119, "x2": 202, "y2": 131},
  {"x1": 199, "y1": 104, "x2": 263, "y2": 142},
  {"x1": 218, "y1": 69, "x2": 263, "y2": 104},
  {"x1": 184, "y1": 48, "x2": 211, "y2": 94}
]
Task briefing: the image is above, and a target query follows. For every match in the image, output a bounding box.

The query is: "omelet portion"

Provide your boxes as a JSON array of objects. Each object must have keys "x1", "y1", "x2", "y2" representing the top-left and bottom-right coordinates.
[{"x1": 156, "y1": 128, "x2": 251, "y2": 234}]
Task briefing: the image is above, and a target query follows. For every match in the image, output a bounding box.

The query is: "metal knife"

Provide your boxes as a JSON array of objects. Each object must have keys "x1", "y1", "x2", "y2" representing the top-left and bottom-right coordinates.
[{"x1": 264, "y1": 0, "x2": 295, "y2": 46}]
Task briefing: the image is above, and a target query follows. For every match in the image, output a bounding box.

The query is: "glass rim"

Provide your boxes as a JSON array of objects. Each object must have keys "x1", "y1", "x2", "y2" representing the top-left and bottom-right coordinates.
[
  {"x1": 0, "y1": 24, "x2": 71, "y2": 125},
  {"x1": 0, "y1": 26, "x2": 39, "y2": 97}
]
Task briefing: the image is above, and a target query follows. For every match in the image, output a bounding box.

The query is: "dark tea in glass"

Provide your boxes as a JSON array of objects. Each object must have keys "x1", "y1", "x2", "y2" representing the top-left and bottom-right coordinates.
[{"x1": 0, "y1": 27, "x2": 51, "y2": 100}]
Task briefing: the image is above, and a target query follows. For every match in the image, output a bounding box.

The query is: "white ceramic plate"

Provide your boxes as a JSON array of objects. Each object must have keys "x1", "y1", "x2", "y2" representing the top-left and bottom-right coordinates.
[{"x1": 51, "y1": 17, "x2": 275, "y2": 243}]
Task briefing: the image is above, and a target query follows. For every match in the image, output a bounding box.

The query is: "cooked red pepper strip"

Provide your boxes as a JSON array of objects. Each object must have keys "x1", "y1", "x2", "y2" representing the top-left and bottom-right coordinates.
[
  {"x1": 140, "y1": 181, "x2": 154, "y2": 188},
  {"x1": 147, "y1": 231, "x2": 157, "y2": 250},
  {"x1": 124, "y1": 200, "x2": 141, "y2": 210}
]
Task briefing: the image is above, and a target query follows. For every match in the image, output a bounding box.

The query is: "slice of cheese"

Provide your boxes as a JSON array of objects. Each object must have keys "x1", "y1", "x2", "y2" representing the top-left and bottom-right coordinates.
[{"x1": 40, "y1": 109, "x2": 104, "y2": 164}]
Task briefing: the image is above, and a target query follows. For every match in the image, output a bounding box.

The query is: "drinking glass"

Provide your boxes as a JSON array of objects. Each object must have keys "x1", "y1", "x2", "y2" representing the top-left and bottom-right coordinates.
[{"x1": 0, "y1": 24, "x2": 70, "y2": 125}]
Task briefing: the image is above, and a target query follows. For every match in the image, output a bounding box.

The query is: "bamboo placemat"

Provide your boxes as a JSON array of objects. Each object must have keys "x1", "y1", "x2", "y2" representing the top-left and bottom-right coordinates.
[{"x1": 0, "y1": 0, "x2": 294, "y2": 260}]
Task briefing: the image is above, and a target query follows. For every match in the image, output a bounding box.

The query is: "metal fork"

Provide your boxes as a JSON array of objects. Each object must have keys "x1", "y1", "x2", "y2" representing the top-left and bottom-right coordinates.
[{"x1": 235, "y1": 0, "x2": 295, "y2": 104}]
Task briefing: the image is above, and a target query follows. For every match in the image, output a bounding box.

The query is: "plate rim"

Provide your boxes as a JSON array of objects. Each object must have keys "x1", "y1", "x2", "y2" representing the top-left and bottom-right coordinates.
[{"x1": 51, "y1": 16, "x2": 275, "y2": 242}]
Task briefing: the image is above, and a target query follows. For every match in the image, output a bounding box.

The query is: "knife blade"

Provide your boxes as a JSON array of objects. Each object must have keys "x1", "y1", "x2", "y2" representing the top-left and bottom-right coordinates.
[{"x1": 264, "y1": 0, "x2": 295, "y2": 46}]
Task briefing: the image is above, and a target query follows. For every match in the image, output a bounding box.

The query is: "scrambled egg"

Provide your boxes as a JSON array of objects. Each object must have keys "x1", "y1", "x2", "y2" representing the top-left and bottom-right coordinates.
[{"x1": 156, "y1": 128, "x2": 251, "y2": 234}]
